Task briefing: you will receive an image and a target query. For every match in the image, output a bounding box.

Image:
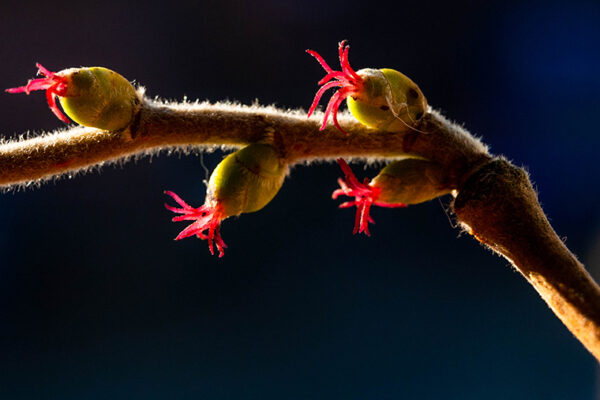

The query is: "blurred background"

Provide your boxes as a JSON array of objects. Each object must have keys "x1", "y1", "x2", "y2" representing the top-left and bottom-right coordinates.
[{"x1": 0, "y1": 0, "x2": 599, "y2": 398}]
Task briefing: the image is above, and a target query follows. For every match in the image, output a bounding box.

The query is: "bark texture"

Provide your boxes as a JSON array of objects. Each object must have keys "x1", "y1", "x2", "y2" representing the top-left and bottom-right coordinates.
[{"x1": 454, "y1": 158, "x2": 600, "y2": 360}]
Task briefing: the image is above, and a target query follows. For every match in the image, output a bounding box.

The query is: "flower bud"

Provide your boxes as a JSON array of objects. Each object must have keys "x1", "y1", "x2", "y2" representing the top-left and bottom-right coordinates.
[
  {"x1": 6, "y1": 64, "x2": 140, "y2": 131},
  {"x1": 165, "y1": 143, "x2": 288, "y2": 257},
  {"x1": 208, "y1": 143, "x2": 287, "y2": 216},
  {"x1": 347, "y1": 68, "x2": 427, "y2": 132},
  {"x1": 307, "y1": 42, "x2": 427, "y2": 134},
  {"x1": 59, "y1": 67, "x2": 140, "y2": 131},
  {"x1": 372, "y1": 158, "x2": 451, "y2": 205},
  {"x1": 333, "y1": 158, "x2": 451, "y2": 235}
]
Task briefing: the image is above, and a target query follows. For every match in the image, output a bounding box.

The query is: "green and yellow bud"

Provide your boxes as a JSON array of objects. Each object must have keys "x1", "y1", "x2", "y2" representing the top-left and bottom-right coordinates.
[
  {"x1": 347, "y1": 68, "x2": 427, "y2": 132},
  {"x1": 208, "y1": 143, "x2": 288, "y2": 216},
  {"x1": 372, "y1": 158, "x2": 451, "y2": 205},
  {"x1": 60, "y1": 67, "x2": 140, "y2": 131},
  {"x1": 165, "y1": 143, "x2": 288, "y2": 257}
]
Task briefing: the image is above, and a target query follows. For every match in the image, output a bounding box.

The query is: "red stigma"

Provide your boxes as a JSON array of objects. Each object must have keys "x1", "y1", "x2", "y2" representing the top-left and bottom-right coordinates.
[
  {"x1": 332, "y1": 159, "x2": 406, "y2": 235},
  {"x1": 164, "y1": 191, "x2": 227, "y2": 257},
  {"x1": 306, "y1": 41, "x2": 363, "y2": 135},
  {"x1": 6, "y1": 63, "x2": 71, "y2": 124}
]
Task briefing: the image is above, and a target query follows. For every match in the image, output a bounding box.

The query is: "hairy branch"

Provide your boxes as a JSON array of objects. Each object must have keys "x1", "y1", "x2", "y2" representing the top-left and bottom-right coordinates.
[
  {"x1": 0, "y1": 100, "x2": 487, "y2": 188},
  {"x1": 1, "y1": 98, "x2": 599, "y2": 361},
  {"x1": 454, "y1": 159, "x2": 600, "y2": 361}
]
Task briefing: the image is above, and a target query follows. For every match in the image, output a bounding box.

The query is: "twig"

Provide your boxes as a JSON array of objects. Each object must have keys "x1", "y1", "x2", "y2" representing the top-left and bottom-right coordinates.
[
  {"x1": 0, "y1": 101, "x2": 487, "y2": 188},
  {"x1": 454, "y1": 159, "x2": 600, "y2": 361}
]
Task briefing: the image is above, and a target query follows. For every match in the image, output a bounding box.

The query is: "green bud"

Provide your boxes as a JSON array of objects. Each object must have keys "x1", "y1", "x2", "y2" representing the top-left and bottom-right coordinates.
[
  {"x1": 372, "y1": 158, "x2": 451, "y2": 205},
  {"x1": 347, "y1": 68, "x2": 427, "y2": 132},
  {"x1": 60, "y1": 67, "x2": 140, "y2": 131},
  {"x1": 208, "y1": 143, "x2": 288, "y2": 217}
]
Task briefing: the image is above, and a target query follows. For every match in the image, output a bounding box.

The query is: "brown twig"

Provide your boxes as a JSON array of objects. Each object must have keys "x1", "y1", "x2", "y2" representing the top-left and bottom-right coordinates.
[
  {"x1": 453, "y1": 159, "x2": 600, "y2": 361},
  {"x1": 0, "y1": 101, "x2": 487, "y2": 188},
  {"x1": 1, "y1": 98, "x2": 598, "y2": 361}
]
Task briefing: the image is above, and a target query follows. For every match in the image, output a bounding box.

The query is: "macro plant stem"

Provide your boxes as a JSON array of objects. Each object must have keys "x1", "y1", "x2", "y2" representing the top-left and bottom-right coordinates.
[
  {"x1": 1, "y1": 98, "x2": 599, "y2": 361},
  {"x1": 0, "y1": 101, "x2": 488, "y2": 188}
]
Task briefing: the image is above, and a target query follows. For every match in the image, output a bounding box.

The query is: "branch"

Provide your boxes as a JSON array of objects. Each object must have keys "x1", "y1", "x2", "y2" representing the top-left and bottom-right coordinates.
[
  {"x1": 1, "y1": 98, "x2": 599, "y2": 361},
  {"x1": 0, "y1": 100, "x2": 487, "y2": 188},
  {"x1": 454, "y1": 159, "x2": 600, "y2": 361}
]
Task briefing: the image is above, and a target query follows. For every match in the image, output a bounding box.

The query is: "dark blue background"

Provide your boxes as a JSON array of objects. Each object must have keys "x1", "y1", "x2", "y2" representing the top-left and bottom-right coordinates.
[{"x1": 0, "y1": 0, "x2": 599, "y2": 398}]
